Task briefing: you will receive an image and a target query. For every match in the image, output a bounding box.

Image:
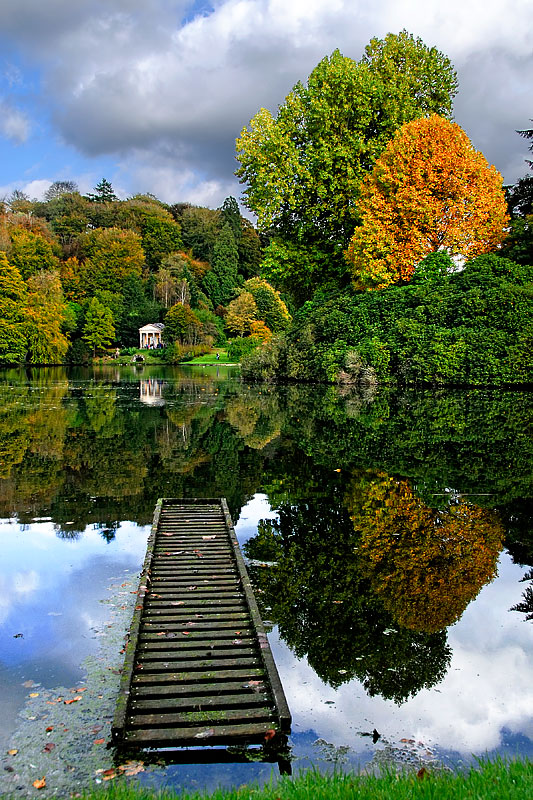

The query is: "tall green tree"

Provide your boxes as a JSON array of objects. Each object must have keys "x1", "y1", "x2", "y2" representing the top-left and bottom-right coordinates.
[
  {"x1": 86, "y1": 178, "x2": 118, "y2": 203},
  {"x1": 25, "y1": 271, "x2": 69, "y2": 363},
  {"x1": 209, "y1": 222, "x2": 239, "y2": 306},
  {"x1": 236, "y1": 31, "x2": 457, "y2": 258},
  {"x1": 141, "y1": 216, "x2": 182, "y2": 271},
  {"x1": 0, "y1": 252, "x2": 28, "y2": 364},
  {"x1": 82, "y1": 297, "x2": 115, "y2": 355}
]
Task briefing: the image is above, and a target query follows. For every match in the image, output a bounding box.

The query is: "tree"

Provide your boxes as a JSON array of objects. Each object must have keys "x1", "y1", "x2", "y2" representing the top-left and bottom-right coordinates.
[
  {"x1": 346, "y1": 115, "x2": 509, "y2": 290},
  {"x1": 0, "y1": 252, "x2": 28, "y2": 364},
  {"x1": 209, "y1": 222, "x2": 239, "y2": 306},
  {"x1": 346, "y1": 472, "x2": 504, "y2": 633},
  {"x1": 506, "y1": 122, "x2": 533, "y2": 218},
  {"x1": 25, "y1": 271, "x2": 69, "y2": 363},
  {"x1": 219, "y1": 196, "x2": 242, "y2": 242},
  {"x1": 243, "y1": 278, "x2": 291, "y2": 332},
  {"x1": 164, "y1": 303, "x2": 203, "y2": 344},
  {"x1": 82, "y1": 297, "x2": 115, "y2": 355},
  {"x1": 79, "y1": 227, "x2": 145, "y2": 294},
  {"x1": 44, "y1": 180, "x2": 79, "y2": 201},
  {"x1": 8, "y1": 228, "x2": 59, "y2": 280},
  {"x1": 141, "y1": 216, "x2": 182, "y2": 271},
  {"x1": 236, "y1": 32, "x2": 457, "y2": 254},
  {"x1": 225, "y1": 291, "x2": 258, "y2": 336},
  {"x1": 86, "y1": 178, "x2": 118, "y2": 203}
]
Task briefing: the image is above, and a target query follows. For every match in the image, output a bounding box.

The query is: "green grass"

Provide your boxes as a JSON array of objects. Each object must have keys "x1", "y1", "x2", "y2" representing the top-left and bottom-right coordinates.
[
  {"x1": 81, "y1": 759, "x2": 532, "y2": 800},
  {"x1": 182, "y1": 350, "x2": 233, "y2": 364}
]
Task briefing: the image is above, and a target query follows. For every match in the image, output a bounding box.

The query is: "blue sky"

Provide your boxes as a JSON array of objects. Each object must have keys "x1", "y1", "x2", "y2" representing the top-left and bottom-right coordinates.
[{"x1": 0, "y1": 0, "x2": 531, "y2": 209}]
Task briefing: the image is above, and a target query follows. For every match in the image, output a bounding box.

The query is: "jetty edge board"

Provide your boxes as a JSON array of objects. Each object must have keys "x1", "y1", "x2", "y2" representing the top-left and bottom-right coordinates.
[{"x1": 111, "y1": 497, "x2": 291, "y2": 751}]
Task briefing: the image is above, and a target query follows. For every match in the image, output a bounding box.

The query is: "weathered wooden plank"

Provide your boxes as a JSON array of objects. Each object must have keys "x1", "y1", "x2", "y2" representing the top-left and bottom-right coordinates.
[
  {"x1": 137, "y1": 656, "x2": 261, "y2": 671},
  {"x1": 137, "y1": 646, "x2": 258, "y2": 661},
  {"x1": 139, "y1": 638, "x2": 255, "y2": 651},
  {"x1": 128, "y1": 707, "x2": 276, "y2": 728},
  {"x1": 124, "y1": 721, "x2": 278, "y2": 745},
  {"x1": 131, "y1": 694, "x2": 271, "y2": 712},
  {"x1": 132, "y1": 671, "x2": 266, "y2": 689}
]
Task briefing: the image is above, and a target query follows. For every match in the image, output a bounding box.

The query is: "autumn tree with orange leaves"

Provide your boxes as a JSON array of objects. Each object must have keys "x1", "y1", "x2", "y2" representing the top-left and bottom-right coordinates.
[
  {"x1": 346, "y1": 115, "x2": 509, "y2": 290},
  {"x1": 346, "y1": 471, "x2": 504, "y2": 633}
]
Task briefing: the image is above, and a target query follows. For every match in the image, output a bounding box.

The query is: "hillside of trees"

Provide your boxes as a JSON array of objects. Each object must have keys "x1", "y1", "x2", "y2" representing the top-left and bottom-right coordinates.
[
  {"x1": 1, "y1": 29, "x2": 532, "y2": 383},
  {"x1": 0, "y1": 182, "x2": 290, "y2": 365}
]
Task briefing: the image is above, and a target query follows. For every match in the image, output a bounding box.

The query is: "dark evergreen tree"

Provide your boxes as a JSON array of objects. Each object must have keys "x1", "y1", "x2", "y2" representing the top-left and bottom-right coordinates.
[
  {"x1": 211, "y1": 222, "x2": 239, "y2": 305},
  {"x1": 86, "y1": 178, "x2": 118, "y2": 203},
  {"x1": 219, "y1": 196, "x2": 242, "y2": 242}
]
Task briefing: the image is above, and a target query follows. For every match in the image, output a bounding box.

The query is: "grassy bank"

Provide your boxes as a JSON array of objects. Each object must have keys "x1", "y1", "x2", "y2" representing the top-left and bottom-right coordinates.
[{"x1": 82, "y1": 759, "x2": 532, "y2": 800}]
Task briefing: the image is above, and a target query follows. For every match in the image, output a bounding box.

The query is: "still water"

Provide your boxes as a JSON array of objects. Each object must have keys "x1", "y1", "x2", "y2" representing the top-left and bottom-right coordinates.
[{"x1": 1, "y1": 365, "x2": 532, "y2": 795}]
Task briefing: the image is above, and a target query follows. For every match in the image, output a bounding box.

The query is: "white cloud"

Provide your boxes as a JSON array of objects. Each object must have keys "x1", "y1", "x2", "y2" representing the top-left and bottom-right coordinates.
[
  {"x1": 0, "y1": 100, "x2": 30, "y2": 143},
  {"x1": 0, "y1": 0, "x2": 531, "y2": 203}
]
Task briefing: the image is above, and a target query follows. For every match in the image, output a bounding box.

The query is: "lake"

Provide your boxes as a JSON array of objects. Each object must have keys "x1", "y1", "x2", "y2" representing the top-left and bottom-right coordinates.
[{"x1": 1, "y1": 365, "x2": 533, "y2": 796}]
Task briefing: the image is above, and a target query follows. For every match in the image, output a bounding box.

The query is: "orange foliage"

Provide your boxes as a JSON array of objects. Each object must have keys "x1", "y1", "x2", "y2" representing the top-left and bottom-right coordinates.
[
  {"x1": 346, "y1": 471, "x2": 504, "y2": 632},
  {"x1": 346, "y1": 115, "x2": 509, "y2": 289},
  {"x1": 250, "y1": 320, "x2": 272, "y2": 342}
]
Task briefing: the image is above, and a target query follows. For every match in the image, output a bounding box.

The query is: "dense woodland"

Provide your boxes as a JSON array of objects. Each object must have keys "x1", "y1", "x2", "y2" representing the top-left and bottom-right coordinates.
[
  {"x1": 1, "y1": 30, "x2": 533, "y2": 384},
  {"x1": 0, "y1": 182, "x2": 290, "y2": 365}
]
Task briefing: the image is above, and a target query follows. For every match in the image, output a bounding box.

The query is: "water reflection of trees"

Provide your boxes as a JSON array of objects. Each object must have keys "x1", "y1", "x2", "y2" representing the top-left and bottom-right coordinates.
[
  {"x1": 0, "y1": 369, "x2": 532, "y2": 661},
  {"x1": 244, "y1": 492, "x2": 452, "y2": 704},
  {"x1": 346, "y1": 471, "x2": 504, "y2": 632}
]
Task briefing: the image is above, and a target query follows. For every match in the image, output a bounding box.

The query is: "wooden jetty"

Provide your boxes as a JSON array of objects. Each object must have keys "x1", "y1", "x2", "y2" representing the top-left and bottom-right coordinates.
[{"x1": 112, "y1": 498, "x2": 291, "y2": 763}]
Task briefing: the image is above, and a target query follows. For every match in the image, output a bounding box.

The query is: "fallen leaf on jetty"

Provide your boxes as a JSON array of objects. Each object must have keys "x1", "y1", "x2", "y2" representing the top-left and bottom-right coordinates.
[
  {"x1": 64, "y1": 696, "x2": 82, "y2": 705},
  {"x1": 43, "y1": 742, "x2": 56, "y2": 753},
  {"x1": 202, "y1": 535, "x2": 216, "y2": 540},
  {"x1": 193, "y1": 550, "x2": 204, "y2": 558},
  {"x1": 264, "y1": 729, "x2": 276, "y2": 741},
  {"x1": 29, "y1": 692, "x2": 39, "y2": 698},
  {"x1": 94, "y1": 738, "x2": 105, "y2": 745},
  {"x1": 7, "y1": 749, "x2": 18, "y2": 756},
  {"x1": 46, "y1": 726, "x2": 54, "y2": 732},
  {"x1": 194, "y1": 728, "x2": 214, "y2": 739},
  {"x1": 102, "y1": 768, "x2": 117, "y2": 781},
  {"x1": 33, "y1": 777, "x2": 46, "y2": 790}
]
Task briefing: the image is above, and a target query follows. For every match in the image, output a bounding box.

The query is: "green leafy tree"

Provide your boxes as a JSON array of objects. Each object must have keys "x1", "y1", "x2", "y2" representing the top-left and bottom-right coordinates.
[
  {"x1": 82, "y1": 297, "x2": 115, "y2": 355},
  {"x1": 236, "y1": 31, "x2": 457, "y2": 256},
  {"x1": 9, "y1": 228, "x2": 60, "y2": 280},
  {"x1": 0, "y1": 252, "x2": 28, "y2": 364},
  {"x1": 179, "y1": 205, "x2": 221, "y2": 263},
  {"x1": 225, "y1": 291, "x2": 258, "y2": 336},
  {"x1": 25, "y1": 271, "x2": 69, "y2": 363},
  {"x1": 238, "y1": 219, "x2": 262, "y2": 278},
  {"x1": 141, "y1": 216, "x2": 182, "y2": 271},
  {"x1": 79, "y1": 227, "x2": 145, "y2": 294},
  {"x1": 243, "y1": 277, "x2": 291, "y2": 332},
  {"x1": 164, "y1": 303, "x2": 203, "y2": 344}
]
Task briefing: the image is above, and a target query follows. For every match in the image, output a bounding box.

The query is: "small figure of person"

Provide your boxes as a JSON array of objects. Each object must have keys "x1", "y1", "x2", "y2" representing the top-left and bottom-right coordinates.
[{"x1": 216, "y1": 352, "x2": 220, "y2": 360}]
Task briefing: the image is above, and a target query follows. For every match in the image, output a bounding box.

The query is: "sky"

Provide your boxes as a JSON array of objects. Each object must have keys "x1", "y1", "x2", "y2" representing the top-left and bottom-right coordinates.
[{"x1": 0, "y1": 0, "x2": 531, "y2": 211}]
